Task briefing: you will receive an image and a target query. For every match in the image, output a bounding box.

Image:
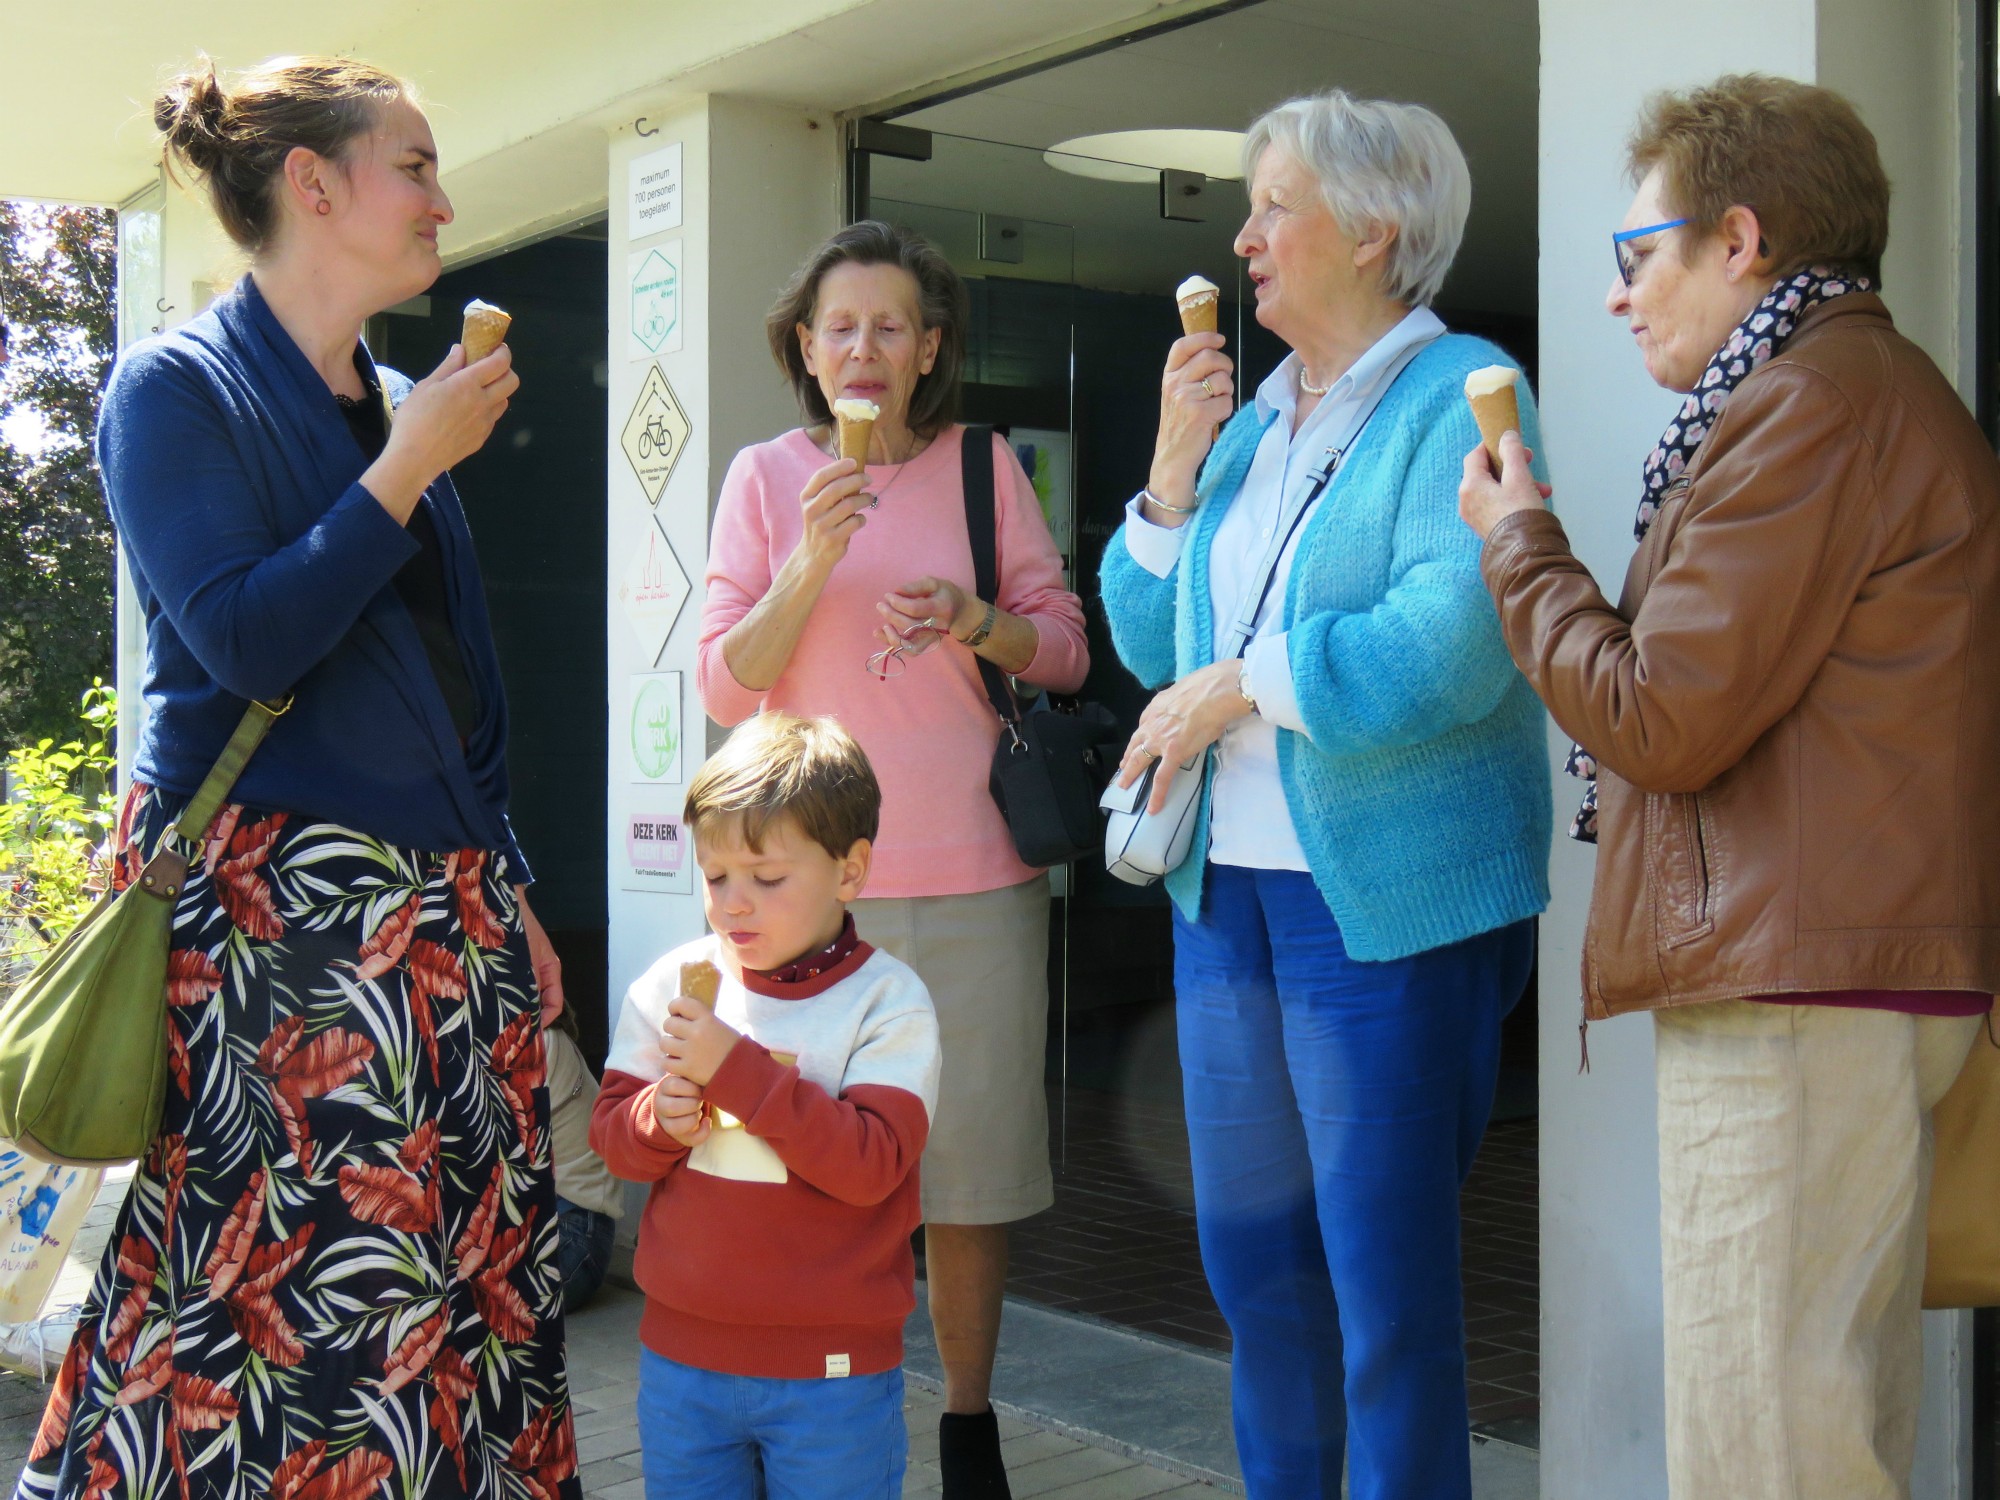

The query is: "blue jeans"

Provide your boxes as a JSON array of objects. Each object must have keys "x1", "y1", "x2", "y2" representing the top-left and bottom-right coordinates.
[
  {"x1": 1174, "y1": 865, "x2": 1532, "y2": 1500},
  {"x1": 636, "y1": 1348, "x2": 908, "y2": 1500},
  {"x1": 555, "y1": 1197, "x2": 615, "y2": 1313}
]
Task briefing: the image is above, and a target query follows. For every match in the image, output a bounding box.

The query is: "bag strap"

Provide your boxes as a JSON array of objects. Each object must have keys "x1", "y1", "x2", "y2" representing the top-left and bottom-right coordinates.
[
  {"x1": 167, "y1": 696, "x2": 292, "y2": 846},
  {"x1": 960, "y1": 426, "x2": 1021, "y2": 730}
]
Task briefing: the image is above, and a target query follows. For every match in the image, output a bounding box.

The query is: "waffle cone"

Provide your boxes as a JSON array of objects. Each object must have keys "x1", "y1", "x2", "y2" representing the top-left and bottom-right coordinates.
[
  {"x1": 679, "y1": 960, "x2": 721, "y2": 1008},
  {"x1": 1468, "y1": 385, "x2": 1521, "y2": 472},
  {"x1": 837, "y1": 414, "x2": 875, "y2": 465},
  {"x1": 461, "y1": 302, "x2": 512, "y2": 363},
  {"x1": 1178, "y1": 294, "x2": 1219, "y2": 336}
]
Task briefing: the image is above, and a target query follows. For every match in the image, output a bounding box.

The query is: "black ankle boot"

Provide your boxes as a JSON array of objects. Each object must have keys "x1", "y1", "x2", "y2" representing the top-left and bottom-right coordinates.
[{"x1": 938, "y1": 1407, "x2": 1012, "y2": 1499}]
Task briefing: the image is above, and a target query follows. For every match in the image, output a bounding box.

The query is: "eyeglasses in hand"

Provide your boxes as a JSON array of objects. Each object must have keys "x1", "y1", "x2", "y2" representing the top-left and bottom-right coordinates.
[{"x1": 865, "y1": 619, "x2": 941, "y2": 681}]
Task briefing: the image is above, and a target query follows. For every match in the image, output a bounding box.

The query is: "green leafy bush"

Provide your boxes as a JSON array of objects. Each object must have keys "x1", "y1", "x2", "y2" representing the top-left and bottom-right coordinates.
[{"x1": 0, "y1": 680, "x2": 117, "y2": 979}]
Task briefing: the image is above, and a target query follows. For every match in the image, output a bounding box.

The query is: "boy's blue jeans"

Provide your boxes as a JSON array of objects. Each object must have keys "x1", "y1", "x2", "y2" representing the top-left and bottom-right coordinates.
[{"x1": 637, "y1": 1348, "x2": 907, "y2": 1500}]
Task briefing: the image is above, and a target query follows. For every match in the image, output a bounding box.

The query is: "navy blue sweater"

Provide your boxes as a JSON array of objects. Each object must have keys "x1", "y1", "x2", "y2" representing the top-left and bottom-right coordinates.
[{"x1": 98, "y1": 276, "x2": 528, "y2": 876}]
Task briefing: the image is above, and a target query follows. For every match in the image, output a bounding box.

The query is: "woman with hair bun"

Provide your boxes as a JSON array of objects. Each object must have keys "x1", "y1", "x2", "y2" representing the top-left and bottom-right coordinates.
[{"x1": 15, "y1": 55, "x2": 578, "y2": 1500}]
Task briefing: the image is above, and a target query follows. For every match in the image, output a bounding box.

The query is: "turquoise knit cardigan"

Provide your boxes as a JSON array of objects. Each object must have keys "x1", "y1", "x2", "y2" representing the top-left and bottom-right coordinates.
[{"x1": 1100, "y1": 334, "x2": 1552, "y2": 961}]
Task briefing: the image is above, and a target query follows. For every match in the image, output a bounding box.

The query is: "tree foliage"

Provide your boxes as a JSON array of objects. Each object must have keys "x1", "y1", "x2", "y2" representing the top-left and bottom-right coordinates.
[{"x1": 0, "y1": 201, "x2": 117, "y2": 751}]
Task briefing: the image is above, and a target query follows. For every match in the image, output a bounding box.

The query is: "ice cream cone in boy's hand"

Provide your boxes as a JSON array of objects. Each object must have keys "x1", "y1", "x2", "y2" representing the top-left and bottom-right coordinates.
[
  {"x1": 1464, "y1": 366, "x2": 1520, "y2": 474},
  {"x1": 461, "y1": 299, "x2": 512, "y2": 363},
  {"x1": 1176, "y1": 275, "x2": 1220, "y2": 336},
  {"x1": 679, "y1": 960, "x2": 720, "y2": 1008},
  {"x1": 676, "y1": 959, "x2": 739, "y2": 1127},
  {"x1": 833, "y1": 398, "x2": 879, "y2": 464}
]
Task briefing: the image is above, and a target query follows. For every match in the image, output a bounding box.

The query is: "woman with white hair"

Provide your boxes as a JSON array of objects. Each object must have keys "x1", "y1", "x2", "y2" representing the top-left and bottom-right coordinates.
[{"x1": 1099, "y1": 89, "x2": 1551, "y2": 1497}]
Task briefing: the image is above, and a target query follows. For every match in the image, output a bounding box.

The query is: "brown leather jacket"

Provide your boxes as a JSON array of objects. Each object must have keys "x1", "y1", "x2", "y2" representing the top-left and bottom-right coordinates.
[{"x1": 1481, "y1": 294, "x2": 2000, "y2": 1019}]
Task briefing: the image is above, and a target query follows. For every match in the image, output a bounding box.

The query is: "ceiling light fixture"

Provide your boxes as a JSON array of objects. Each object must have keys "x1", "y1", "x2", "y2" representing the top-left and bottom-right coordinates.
[{"x1": 1043, "y1": 129, "x2": 1247, "y2": 184}]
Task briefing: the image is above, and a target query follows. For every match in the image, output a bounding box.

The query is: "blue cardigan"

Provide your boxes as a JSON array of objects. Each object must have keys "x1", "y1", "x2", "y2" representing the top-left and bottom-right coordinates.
[
  {"x1": 98, "y1": 277, "x2": 527, "y2": 875},
  {"x1": 1100, "y1": 334, "x2": 1550, "y2": 960}
]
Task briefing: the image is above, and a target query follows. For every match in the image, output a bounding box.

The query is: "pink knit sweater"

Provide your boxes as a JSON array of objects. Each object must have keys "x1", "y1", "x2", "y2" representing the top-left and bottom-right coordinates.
[{"x1": 699, "y1": 426, "x2": 1089, "y2": 897}]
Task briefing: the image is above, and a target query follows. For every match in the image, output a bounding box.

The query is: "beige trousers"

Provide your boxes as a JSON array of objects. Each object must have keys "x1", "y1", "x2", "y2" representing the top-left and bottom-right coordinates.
[{"x1": 1654, "y1": 999, "x2": 1981, "y2": 1500}]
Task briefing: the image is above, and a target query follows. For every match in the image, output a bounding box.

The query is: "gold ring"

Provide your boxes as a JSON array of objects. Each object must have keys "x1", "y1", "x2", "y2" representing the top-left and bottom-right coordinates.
[{"x1": 1200, "y1": 376, "x2": 1215, "y2": 397}]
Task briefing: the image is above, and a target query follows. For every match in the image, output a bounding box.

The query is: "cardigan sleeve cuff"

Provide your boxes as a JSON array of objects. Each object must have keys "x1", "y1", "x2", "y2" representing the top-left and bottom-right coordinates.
[
  {"x1": 1243, "y1": 633, "x2": 1307, "y2": 734},
  {"x1": 1121, "y1": 493, "x2": 1188, "y2": 580}
]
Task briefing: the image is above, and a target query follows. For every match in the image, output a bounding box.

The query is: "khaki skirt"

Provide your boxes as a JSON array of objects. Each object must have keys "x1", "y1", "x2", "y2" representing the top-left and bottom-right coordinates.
[{"x1": 850, "y1": 876, "x2": 1053, "y2": 1224}]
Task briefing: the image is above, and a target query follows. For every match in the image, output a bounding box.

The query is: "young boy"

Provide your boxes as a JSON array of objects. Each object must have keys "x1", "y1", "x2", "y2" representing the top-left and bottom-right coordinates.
[{"x1": 591, "y1": 712, "x2": 940, "y2": 1498}]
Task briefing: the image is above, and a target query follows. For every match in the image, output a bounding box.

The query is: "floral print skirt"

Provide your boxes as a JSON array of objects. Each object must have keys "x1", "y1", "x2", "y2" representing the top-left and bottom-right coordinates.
[{"x1": 15, "y1": 786, "x2": 580, "y2": 1500}]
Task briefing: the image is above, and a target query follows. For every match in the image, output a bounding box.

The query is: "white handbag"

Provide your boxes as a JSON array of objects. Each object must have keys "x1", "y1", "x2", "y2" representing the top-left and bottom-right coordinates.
[
  {"x1": 1100, "y1": 752, "x2": 1206, "y2": 886},
  {"x1": 1098, "y1": 342, "x2": 1431, "y2": 889}
]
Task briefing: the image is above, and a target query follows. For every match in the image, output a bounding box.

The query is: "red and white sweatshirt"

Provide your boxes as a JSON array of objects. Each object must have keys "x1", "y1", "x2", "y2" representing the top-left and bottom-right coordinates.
[{"x1": 590, "y1": 929, "x2": 940, "y2": 1380}]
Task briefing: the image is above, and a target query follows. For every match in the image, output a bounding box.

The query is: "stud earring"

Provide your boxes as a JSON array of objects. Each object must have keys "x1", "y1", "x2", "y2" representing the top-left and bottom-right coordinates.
[{"x1": 316, "y1": 200, "x2": 331, "y2": 216}]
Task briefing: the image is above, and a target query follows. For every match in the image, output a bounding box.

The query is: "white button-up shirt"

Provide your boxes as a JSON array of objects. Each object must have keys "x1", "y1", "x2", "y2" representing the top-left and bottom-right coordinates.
[{"x1": 1123, "y1": 306, "x2": 1445, "y2": 870}]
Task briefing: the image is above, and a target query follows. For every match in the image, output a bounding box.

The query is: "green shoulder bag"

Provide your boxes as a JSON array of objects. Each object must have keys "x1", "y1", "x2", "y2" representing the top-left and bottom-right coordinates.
[{"x1": 0, "y1": 697, "x2": 288, "y2": 1166}]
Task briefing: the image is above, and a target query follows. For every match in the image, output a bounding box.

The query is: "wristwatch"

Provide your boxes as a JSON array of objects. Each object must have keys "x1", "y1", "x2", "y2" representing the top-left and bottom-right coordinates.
[
  {"x1": 962, "y1": 601, "x2": 997, "y2": 648},
  {"x1": 1236, "y1": 660, "x2": 1260, "y2": 716}
]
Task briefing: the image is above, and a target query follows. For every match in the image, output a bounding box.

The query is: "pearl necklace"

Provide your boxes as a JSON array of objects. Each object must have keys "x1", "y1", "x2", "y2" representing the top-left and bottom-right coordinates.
[{"x1": 1298, "y1": 365, "x2": 1332, "y2": 397}]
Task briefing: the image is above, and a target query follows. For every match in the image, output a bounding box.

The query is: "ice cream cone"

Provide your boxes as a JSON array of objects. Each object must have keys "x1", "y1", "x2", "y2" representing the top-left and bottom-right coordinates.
[
  {"x1": 1176, "y1": 274, "x2": 1220, "y2": 336},
  {"x1": 679, "y1": 960, "x2": 721, "y2": 1009},
  {"x1": 832, "y1": 397, "x2": 879, "y2": 465},
  {"x1": 461, "y1": 299, "x2": 512, "y2": 363},
  {"x1": 1464, "y1": 366, "x2": 1521, "y2": 473}
]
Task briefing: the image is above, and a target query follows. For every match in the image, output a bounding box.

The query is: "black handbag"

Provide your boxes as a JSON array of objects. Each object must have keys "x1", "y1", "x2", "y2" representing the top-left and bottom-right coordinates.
[{"x1": 961, "y1": 428, "x2": 1121, "y2": 868}]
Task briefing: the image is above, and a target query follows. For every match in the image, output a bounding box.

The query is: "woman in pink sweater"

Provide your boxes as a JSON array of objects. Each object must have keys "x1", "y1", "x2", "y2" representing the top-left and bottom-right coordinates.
[{"x1": 698, "y1": 220, "x2": 1087, "y2": 1500}]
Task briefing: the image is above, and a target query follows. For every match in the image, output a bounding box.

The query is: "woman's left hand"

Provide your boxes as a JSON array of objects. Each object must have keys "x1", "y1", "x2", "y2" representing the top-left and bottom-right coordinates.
[
  {"x1": 1115, "y1": 662, "x2": 1250, "y2": 814},
  {"x1": 515, "y1": 884, "x2": 566, "y2": 1028},
  {"x1": 1458, "y1": 430, "x2": 1555, "y2": 541},
  {"x1": 877, "y1": 576, "x2": 973, "y2": 654}
]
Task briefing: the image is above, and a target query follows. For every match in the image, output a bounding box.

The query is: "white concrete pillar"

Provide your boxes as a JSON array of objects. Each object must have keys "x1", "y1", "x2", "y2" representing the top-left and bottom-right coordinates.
[
  {"x1": 600, "y1": 92, "x2": 840, "y2": 1064},
  {"x1": 1536, "y1": 2, "x2": 1981, "y2": 1494}
]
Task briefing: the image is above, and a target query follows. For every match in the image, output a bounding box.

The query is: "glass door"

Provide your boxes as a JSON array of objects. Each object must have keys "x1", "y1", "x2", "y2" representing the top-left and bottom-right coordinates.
[{"x1": 867, "y1": 130, "x2": 1265, "y2": 1351}]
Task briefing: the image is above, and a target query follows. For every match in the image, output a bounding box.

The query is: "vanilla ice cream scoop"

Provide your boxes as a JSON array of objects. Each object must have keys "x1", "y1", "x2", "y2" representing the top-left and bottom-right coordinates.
[
  {"x1": 1463, "y1": 365, "x2": 1521, "y2": 471},
  {"x1": 1175, "y1": 275, "x2": 1221, "y2": 336}
]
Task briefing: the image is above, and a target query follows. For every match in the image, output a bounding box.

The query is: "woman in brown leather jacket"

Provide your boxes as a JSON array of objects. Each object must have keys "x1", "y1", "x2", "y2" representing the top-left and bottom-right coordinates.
[{"x1": 1459, "y1": 75, "x2": 2000, "y2": 1500}]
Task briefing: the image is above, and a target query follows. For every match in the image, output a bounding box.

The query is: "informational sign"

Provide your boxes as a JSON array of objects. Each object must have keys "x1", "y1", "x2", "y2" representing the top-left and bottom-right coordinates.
[
  {"x1": 616, "y1": 514, "x2": 692, "y2": 667},
  {"x1": 622, "y1": 807, "x2": 693, "y2": 894},
  {"x1": 619, "y1": 365, "x2": 692, "y2": 505},
  {"x1": 627, "y1": 671, "x2": 684, "y2": 785},
  {"x1": 628, "y1": 243, "x2": 683, "y2": 360},
  {"x1": 627, "y1": 141, "x2": 684, "y2": 240}
]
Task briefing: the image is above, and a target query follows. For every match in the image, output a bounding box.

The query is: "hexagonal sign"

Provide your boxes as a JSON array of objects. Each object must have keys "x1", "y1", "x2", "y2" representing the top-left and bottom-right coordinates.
[
  {"x1": 629, "y1": 242, "x2": 681, "y2": 357},
  {"x1": 620, "y1": 365, "x2": 691, "y2": 506}
]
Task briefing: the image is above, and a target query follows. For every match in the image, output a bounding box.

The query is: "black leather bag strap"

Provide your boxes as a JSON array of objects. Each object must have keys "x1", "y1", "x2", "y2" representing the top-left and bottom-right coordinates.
[{"x1": 960, "y1": 426, "x2": 1020, "y2": 728}]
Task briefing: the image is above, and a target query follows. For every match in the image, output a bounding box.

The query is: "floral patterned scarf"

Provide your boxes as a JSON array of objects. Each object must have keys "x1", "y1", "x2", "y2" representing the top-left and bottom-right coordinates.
[{"x1": 1565, "y1": 264, "x2": 1873, "y2": 841}]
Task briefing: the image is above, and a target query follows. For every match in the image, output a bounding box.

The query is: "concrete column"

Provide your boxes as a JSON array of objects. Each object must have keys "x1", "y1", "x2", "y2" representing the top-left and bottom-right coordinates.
[
  {"x1": 1536, "y1": 2, "x2": 1980, "y2": 1495},
  {"x1": 600, "y1": 92, "x2": 839, "y2": 1094}
]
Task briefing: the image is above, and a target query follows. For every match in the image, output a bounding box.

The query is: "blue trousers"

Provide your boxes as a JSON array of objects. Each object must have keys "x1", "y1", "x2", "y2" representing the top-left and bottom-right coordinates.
[
  {"x1": 555, "y1": 1197, "x2": 615, "y2": 1313},
  {"x1": 636, "y1": 1348, "x2": 907, "y2": 1500},
  {"x1": 1174, "y1": 865, "x2": 1532, "y2": 1500}
]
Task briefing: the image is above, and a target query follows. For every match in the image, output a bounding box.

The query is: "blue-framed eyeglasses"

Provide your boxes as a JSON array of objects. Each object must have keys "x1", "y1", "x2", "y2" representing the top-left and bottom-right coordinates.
[{"x1": 1612, "y1": 218, "x2": 1690, "y2": 285}]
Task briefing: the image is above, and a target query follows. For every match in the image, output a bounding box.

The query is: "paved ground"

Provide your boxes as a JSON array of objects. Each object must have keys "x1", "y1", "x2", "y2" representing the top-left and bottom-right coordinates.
[
  {"x1": 0, "y1": 1159, "x2": 1226, "y2": 1498},
  {"x1": 0, "y1": 1171, "x2": 1536, "y2": 1498}
]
